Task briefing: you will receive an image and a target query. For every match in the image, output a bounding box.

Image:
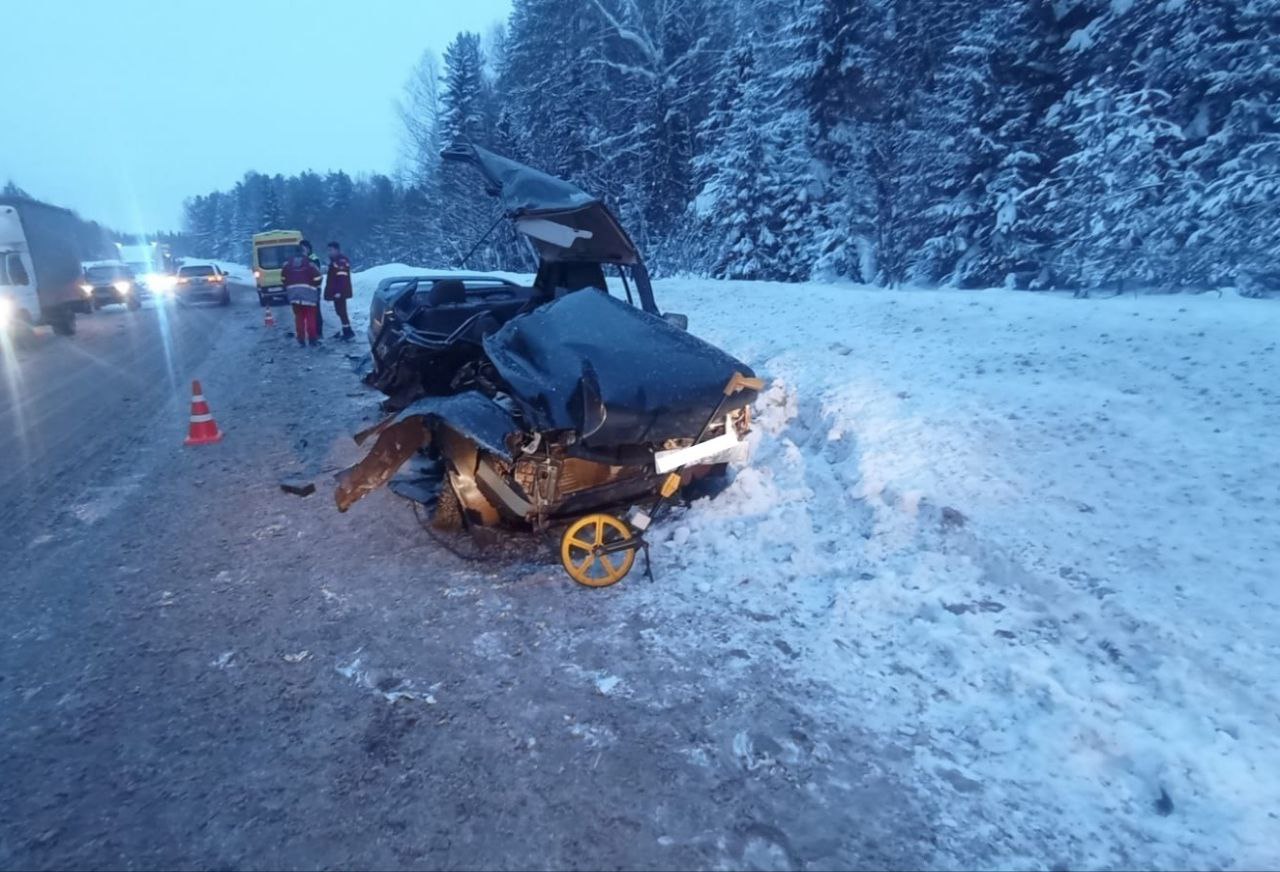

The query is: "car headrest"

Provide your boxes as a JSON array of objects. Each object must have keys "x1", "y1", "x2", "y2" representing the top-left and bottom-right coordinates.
[{"x1": 427, "y1": 279, "x2": 466, "y2": 306}]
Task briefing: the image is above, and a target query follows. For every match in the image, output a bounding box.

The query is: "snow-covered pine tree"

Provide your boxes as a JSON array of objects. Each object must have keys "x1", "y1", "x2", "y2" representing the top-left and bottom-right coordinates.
[
  {"x1": 1036, "y1": 83, "x2": 1188, "y2": 292},
  {"x1": 392, "y1": 184, "x2": 437, "y2": 266},
  {"x1": 498, "y1": 0, "x2": 591, "y2": 179},
  {"x1": 439, "y1": 31, "x2": 501, "y2": 268},
  {"x1": 909, "y1": 0, "x2": 1064, "y2": 287},
  {"x1": 364, "y1": 174, "x2": 400, "y2": 264},
  {"x1": 258, "y1": 179, "x2": 285, "y2": 232},
  {"x1": 211, "y1": 191, "x2": 237, "y2": 261},
  {"x1": 777, "y1": 0, "x2": 891, "y2": 283},
  {"x1": 694, "y1": 32, "x2": 804, "y2": 280},
  {"x1": 229, "y1": 178, "x2": 257, "y2": 263},
  {"x1": 581, "y1": 0, "x2": 724, "y2": 265},
  {"x1": 1177, "y1": 0, "x2": 1280, "y2": 292}
]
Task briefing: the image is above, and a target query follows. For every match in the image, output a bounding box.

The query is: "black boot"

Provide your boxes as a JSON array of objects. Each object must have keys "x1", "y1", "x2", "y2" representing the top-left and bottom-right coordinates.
[{"x1": 341, "y1": 325, "x2": 355, "y2": 341}]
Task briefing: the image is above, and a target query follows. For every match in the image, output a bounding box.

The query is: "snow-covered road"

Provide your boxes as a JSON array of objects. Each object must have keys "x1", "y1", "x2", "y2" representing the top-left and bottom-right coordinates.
[{"x1": 2, "y1": 268, "x2": 1275, "y2": 870}]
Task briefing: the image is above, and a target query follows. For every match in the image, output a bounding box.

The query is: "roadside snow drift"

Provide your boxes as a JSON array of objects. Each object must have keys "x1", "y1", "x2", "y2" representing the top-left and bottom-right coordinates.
[
  {"x1": 651, "y1": 280, "x2": 1280, "y2": 869},
  {"x1": 347, "y1": 267, "x2": 1279, "y2": 868}
]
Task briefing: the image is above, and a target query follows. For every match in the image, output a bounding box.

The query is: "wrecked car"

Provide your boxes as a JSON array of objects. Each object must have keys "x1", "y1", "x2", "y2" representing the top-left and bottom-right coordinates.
[
  {"x1": 366, "y1": 272, "x2": 533, "y2": 404},
  {"x1": 337, "y1": 145, "x2": 760, "y2": 573}
]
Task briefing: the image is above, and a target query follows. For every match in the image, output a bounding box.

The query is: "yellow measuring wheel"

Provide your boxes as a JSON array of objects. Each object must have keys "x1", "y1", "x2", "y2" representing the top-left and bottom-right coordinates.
[{"x1": 560, "y1": 513, "x2": 637, "y2": 587}]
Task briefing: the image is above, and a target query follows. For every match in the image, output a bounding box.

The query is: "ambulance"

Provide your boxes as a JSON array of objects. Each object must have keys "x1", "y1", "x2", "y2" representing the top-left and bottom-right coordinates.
[{"x1": 251, "y1": 229, "x2": 303, "y2": 306}]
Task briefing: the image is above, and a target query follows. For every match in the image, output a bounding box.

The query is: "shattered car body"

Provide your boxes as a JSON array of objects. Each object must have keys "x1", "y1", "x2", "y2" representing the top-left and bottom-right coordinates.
[
  {"x1": 366, "y1": 272, "x2": 533, "y2": 403},
  {"x1": 338, "y1": 145, "x2": 759, "y2": 530}
]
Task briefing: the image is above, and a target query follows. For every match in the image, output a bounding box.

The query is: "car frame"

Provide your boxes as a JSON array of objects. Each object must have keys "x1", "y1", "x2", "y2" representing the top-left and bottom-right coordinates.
[{"x1": 366, "y1": 272, "x2": 535, "y2": 405}]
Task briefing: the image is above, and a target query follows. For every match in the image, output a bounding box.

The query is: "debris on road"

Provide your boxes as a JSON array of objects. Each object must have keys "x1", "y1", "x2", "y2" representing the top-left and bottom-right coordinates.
[{"x1": 279, "y1": 479, "x2": 316, "y2": 497}]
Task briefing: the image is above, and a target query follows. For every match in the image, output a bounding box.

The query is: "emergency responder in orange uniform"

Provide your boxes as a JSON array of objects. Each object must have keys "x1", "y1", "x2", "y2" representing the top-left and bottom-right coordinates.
[
  {"x1": 325, "y1": 241, "x2": 355, "y2": 340},
  {"x1": 301, "y1": 239, "x2": 325, "y2": 341},
  {"x1": 281, "y1": 245, "x2": 322, "y2": 347}
]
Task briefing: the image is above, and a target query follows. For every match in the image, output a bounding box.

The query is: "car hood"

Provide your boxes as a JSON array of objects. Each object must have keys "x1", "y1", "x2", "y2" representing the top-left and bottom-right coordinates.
[{"x1": 483, "y1": 290, "x2": 757, "y2": 448}]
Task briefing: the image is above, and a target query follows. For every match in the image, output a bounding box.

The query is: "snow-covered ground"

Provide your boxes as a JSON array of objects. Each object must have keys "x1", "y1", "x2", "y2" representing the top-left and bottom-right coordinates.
[
  {"x1": 652, "y1": 281, "x2": 1280, "y2": 868},
  {"x1": 347, "y1": 266, "x2": 1278, "y2": 867}
]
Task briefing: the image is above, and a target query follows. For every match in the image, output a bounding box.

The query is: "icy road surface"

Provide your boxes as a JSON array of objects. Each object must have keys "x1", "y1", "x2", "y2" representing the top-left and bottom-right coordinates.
[{"x1": 1, "y1": 268, "x2": 1276, "y2": 870}]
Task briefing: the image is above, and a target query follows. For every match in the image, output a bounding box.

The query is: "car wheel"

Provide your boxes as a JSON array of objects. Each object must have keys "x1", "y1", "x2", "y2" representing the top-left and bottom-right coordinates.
[
  {"x1": 219, "y1": 291, "x2": 231, "y2": 306},
  {"x1": 432, "y1": 480, "x2": 464, "y2": 531},
  {"x1": 50, "y1": 305, "x2": 76, "y2": 336}
]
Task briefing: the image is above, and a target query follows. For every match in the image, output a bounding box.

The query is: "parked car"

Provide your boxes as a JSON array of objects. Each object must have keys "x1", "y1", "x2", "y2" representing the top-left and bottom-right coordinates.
[
  {"x1": 173, "y1": 262, "x2": 231, "y2": 306},
  {"x1": 80, "y1": 261, "x2": 143, "y2": 310},
  {"x1": 337, "y1": 145, "x2": 759, "y2": 535}
]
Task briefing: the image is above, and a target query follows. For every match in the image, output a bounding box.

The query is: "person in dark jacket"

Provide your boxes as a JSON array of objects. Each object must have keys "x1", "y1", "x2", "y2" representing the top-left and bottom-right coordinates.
[
  {"x1": 325, "y1": 241, "x2": 355, "y2": 340},
  {"x1": 301, "y1": 239, "x2": 325, "y2": 340},
  {"x1": 281, "y1": 245, "x2": 322, "y2": 346}
]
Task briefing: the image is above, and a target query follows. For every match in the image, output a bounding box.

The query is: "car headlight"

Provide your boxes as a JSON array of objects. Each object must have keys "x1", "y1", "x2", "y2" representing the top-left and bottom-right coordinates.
[
  {"x1": 113, "y1": 280, "x2": 131, "y2": 294},
  {"x1": 80, "y1": 283, "x2": 93, "y2": 294},
  {"x1": 0, "y1": 296, "x2": 14, "y2": 327},
  {"x1": 151, "y1": 275, "x2": 176, "y2": 293}
]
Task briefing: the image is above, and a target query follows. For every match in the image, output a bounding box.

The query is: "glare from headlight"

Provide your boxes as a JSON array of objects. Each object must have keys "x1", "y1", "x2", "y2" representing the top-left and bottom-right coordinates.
[
  {"x1": 113, "y1": 280, "x2": 131, "y2": 294},
  {"x1": 80, "y1": 283, "x2": 93, "y2": 294},
  {"x1": 0, "y1": 296, "x2": 14, "y2": 327},
  {"x1": 150, "y1": 274, "x2": 176, "y2": 293}
]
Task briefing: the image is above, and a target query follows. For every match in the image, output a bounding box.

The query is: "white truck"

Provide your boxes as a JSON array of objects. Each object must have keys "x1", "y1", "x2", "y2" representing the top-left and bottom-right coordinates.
[
  {"x1": 0, "y1": 197, "x2": 87, "y2": 336},
  {"x1": 116, "y1": 241, "x2": 175, "y2": 291}
]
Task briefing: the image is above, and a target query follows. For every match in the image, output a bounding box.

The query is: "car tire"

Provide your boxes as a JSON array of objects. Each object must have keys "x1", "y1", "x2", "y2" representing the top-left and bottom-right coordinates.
[
  {"x1": 432, "y1": 480, "x2": 465, "y2": 531},
  {"x1": 219, "y1": 290, "x2": 231, "y2": 306},
  {"x1": 50, "y1": 305, "x2": 76, "y2": 336}
]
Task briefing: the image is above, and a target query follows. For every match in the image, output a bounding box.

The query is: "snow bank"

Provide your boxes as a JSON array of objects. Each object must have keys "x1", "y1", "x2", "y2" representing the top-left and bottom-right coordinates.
[
  {"x1": 646, "y1": 280, "x2": 1280, "y2": 868},
  {"x1": 342, "y1": 263, "x2": 1279, "y2": 866}
]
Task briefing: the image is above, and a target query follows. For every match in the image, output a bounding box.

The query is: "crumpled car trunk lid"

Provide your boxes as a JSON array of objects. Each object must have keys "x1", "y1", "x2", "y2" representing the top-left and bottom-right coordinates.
[{"x1": 483, "y1": 290, "x2": 758, "y2": 448}]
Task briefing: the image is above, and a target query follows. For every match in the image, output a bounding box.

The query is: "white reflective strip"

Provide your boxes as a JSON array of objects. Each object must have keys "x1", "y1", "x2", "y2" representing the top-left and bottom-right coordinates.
[
  {"x1": 189, "y1": 413, "x2": 214, "y2": 423},
  {"x1": 654, "y1": 417, "x2": 741, "y2": 474},
  {"x1": 191, "y1": 394, "x2": 206, "y2": 402}
]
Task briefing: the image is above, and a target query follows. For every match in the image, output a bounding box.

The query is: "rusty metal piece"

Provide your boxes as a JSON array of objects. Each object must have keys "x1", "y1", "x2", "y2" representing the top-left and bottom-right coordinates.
[
  {"x1": 352, "y1": 411, "x2": 401, "y2": 447},
  {"x1": 334, "y1": 418, "x2": 431, "y2": 512}
]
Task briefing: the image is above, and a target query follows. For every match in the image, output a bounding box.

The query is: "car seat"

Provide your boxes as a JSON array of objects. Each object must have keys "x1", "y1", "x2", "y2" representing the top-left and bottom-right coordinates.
[{"x1": 427, "y1": 279, "x2": 467, "y2": 306}]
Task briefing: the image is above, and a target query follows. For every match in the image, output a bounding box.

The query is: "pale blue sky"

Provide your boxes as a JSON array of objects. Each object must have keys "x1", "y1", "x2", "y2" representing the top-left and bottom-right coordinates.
[{"x1": 3, "y1": 0, "x2": 511, "y2": 231}]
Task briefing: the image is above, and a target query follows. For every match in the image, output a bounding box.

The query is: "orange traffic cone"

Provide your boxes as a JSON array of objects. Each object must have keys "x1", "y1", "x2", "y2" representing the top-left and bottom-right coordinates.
[
  {"x1": 263, "y1": 307, "x2": 276, "y2": 327},
  {"x1": 183, "y1": 380, "x2": 223, "y2": 446}
]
